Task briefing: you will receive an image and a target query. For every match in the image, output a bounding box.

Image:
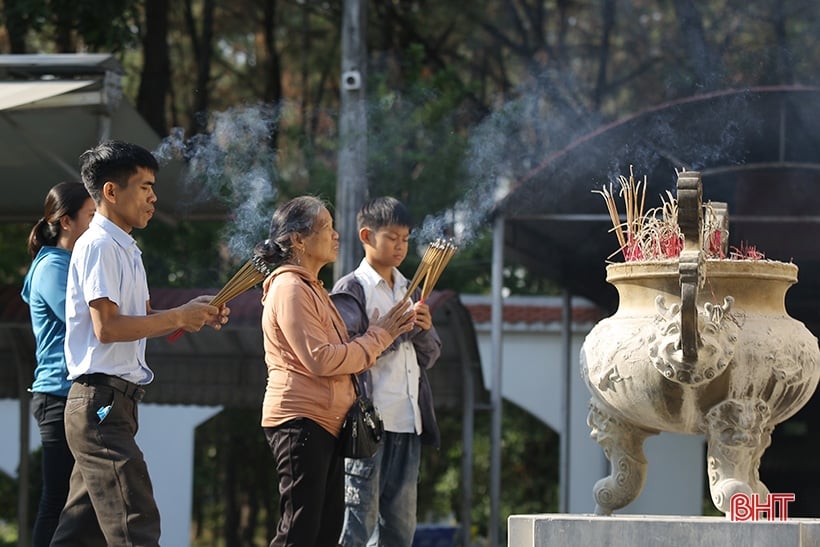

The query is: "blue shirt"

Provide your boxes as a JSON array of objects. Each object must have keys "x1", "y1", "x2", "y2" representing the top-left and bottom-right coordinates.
[
  {"x1": 21, "y1": 246, "x2": 73, "y2": 396},
  {"x1": 65, "y1": 213, "x2": 153, "y2": 384}
]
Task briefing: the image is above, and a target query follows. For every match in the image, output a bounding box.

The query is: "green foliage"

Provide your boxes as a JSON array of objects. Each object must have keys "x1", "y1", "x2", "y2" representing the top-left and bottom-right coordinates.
[
  {"x1": 1, "y1": 0, "x2": 141, "y2": 52},
  {"x1": 0, "y1": 470, "x2": 16, "y2": 526},
  {"x1": 365, "y1": 41, "x2": 475, "y2": 219},
  {"x1": 191, "y1": 408, "x2": 279, "y2": 546},
  {"x1": 0, "y1": 523, "x2": 16, "y2": 547},
  {"x1": 418, "y1": 400, "x2": 559, "y2": 541},
  {"x1": 0, "y1": 223, "x2": 30, "y2": 285},
  {"x1": 71, "y1": 0, "x2": 142, "y2": 52},
  {"x1": 137, "y1": 220, "x2": 230, "y2": 288},
  {"x1": 0, "y1": 447, "x2": 43, "y2": 546}
]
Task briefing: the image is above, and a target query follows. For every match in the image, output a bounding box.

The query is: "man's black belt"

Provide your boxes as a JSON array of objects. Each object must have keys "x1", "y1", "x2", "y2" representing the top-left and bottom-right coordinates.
[{"x1": 75, "y1": 373, "x2": 146, "y2": 402}]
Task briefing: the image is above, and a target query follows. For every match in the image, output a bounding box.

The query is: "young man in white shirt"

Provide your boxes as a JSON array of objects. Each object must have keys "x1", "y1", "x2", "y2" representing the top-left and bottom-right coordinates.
[{"x1": 51, "y1": 140, "x2": 230, "y2": 546}]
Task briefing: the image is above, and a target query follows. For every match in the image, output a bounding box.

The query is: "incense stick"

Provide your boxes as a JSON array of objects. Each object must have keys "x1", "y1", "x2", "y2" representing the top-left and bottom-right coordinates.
[
  {"x1": 402, "y1": 245, "x2": 434, "y2": 300},
  {"x1": 421, "y1": 240, "x2": 457, "y2": 299},
  {"x1": 402, "y1": 238, "x2": 458, "y2": 302},
  {"x1": 593, "y1": 165, "x2": 648, "y2": 261},
  {"x1": 166, "y1": 256, "x2": 272, "y2": 342}
]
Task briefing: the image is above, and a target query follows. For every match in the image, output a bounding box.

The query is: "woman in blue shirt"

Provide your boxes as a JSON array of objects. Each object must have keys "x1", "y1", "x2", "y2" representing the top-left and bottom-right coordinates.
[{"x1": 21, "y1": 181, "x2": 95, "y2": 546}]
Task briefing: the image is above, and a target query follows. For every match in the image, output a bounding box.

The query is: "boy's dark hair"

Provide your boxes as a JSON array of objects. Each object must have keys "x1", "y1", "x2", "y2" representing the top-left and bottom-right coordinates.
[
  {"x1": 356, "y1": 196, "x2": 413, "y2": 231},
  {"x1": 79, "y1": 140, "x2": 159, "y2": 203}
]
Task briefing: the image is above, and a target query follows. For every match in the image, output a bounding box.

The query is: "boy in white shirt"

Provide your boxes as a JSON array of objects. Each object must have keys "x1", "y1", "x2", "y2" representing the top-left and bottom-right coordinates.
[{"x1": 332, "y1": 196, "x2": 441, "y2": 547}]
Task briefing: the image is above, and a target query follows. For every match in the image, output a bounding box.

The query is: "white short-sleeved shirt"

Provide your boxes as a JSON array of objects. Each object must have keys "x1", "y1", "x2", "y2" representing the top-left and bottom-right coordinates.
[
  {"x1": 354, "y1": 259, "x2": 422, "y2": 434},
  {"x1": 64, "y1": 213, "x2": 153, "y2": 384}
]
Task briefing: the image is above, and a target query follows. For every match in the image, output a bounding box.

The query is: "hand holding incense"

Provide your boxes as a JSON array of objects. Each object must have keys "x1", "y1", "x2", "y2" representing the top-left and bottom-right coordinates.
[{"x1": 166, "y1": 256, "x2": 273, "y2": 342}]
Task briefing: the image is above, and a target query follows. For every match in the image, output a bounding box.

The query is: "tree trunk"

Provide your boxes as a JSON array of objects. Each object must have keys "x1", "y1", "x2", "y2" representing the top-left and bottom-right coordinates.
[
  {"x1": 334, "y1": 0, "x2": 368, "y2": 281},
  {"x1": 770, "y1": 0, "x2": 794, "y2": 84},
  {"x1": 2, "y1": 0, "x2": 28, "y2": 53},
  {"x1": 672, "y1": 0, "x2": 721, "y2": 92},
  {"x1": 53, "y1": 8, "x2": 74, "y2": 53},
  {"x1": 593, "y1": 0, "x2": 616, "y2": 111},
  {"x1": 138, "y1": 0, "x2": 171, "y2": 136},
  {"x1": 194, "y1": 0, "x2": 215, "y2": 133},
  {"x1": 262, "y1": 0, "x2": 282, "y2": 150},
  {"x1": 223, "y1": 432, "x2": 240, "y2": 546}
]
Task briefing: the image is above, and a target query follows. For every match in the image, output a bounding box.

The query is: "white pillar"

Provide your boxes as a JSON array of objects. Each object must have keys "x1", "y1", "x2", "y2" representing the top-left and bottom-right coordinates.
[
  {"x1": 0, "y1": 400, "x2": 36, "y2": 476},
  {"x1": 138, "y1": 405, "x2": 222, "y2": 547}
]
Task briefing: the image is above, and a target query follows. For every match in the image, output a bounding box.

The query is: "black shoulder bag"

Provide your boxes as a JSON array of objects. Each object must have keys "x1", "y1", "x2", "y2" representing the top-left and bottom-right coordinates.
[
  {"x1": 341, "y1": 373, "x2": 384, "y2": 459},
  {"x1": 305, "y1": 277, "x2": 384, "y2": 458}
]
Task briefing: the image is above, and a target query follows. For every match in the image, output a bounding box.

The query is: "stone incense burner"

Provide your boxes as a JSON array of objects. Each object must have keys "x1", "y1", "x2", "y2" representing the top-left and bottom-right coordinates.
[{"x1": 581, "y1": 171, "x2": 820, "y2": 515}]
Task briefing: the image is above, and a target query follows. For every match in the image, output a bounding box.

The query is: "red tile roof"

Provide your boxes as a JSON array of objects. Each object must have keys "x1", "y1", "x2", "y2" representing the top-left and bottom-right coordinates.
[{"x1": 463, "y1": 301, "x2": 603, "y2": 324}]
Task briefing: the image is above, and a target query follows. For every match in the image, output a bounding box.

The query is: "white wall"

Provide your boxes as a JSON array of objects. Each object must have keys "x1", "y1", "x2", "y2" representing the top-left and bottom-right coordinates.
[
  {"x1": 139, "y1": 405, "x2": 222, "y2": 546},
  {"x1": 0, "y1": 399, "x2": 38, "y2": 478}
]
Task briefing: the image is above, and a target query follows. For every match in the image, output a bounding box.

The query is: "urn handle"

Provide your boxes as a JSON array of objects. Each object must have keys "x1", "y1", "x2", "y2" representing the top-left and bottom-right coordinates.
[
  {"x1": 650, "y1": 171, "x2": 738, "y2": 385},
  {"x1": 676, "y1": 171, "x2": 704, "y2": 362}
]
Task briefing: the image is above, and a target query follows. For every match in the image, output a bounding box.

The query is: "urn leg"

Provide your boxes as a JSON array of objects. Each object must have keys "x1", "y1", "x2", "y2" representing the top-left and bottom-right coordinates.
[
  {"x1": 587, "y1": 399, "x2": 658, "y2": 515},
  {"x1": 702, "y1": 399, "x2": 772, "y2": 514},
  {"x1": 749, "y1": 425, "x2": 774, "y2": 499}
]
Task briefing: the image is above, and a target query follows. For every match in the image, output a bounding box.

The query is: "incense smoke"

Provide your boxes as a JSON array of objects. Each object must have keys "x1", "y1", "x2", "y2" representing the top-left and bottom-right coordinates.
[
  {"x1": 154, "y1": 104, "x2": 281, "y2": 260},
  {"x1": 409, "y1": 71, "x2": 606, "y2": 247},
  {"x1": 151, "y1": 73, "x2": 759, "y2": 265},
  {"x1": 453, "y1": 77, "x2": 761, "y2": 234}
]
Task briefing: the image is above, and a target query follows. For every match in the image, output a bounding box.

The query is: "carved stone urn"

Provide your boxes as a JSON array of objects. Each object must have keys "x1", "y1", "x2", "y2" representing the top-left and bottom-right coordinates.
[{"x1": 580, "y1": 171, "x2": 820, "y2": 515}]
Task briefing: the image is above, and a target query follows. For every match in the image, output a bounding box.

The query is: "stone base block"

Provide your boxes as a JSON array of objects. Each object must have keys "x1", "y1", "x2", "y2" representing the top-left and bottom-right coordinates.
[{"x1": 508, "y1": 514, "x2": 820, "y2": 547}]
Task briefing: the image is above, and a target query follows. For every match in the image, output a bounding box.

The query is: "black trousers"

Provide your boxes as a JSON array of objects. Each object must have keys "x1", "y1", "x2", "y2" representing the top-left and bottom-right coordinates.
[
  {"x1": 51, "y1": 380, "x2": 160, "y2": 547},
  {"x1": 265, "y1": 418, "x2": 344, "y2": 547},
  {"x1": 30, "y1": 392, "x2": 74, "y2": 547}
]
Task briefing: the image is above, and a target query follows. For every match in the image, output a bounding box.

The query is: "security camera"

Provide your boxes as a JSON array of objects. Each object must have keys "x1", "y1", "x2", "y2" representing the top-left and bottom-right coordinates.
[{"x1": 342, "y1": 70, "x2": 361, "y2": 91}]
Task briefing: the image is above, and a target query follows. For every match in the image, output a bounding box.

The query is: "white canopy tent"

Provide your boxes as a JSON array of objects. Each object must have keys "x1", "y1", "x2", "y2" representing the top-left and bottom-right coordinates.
[{"x1": 0, "y1": 53, "x2": 213, "y2": 225}]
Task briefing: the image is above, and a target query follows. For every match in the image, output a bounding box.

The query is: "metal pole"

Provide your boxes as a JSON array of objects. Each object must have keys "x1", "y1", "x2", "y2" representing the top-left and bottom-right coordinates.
[
  {"x1": 489, "y1": 215, "x2": 504, "y2": 546},
  {"x1": 334, "y1": 0, "x2": 367, "y2": 281},
  {"x1": 98, "y1": 69, "x2": 121, "y2": 142},
  {"x1": 455, "y1": 304, "x2": 474, "y2": 547},
  {"x1": 10, "y1": 331, "x2": 31, "y2": 547},
  {"x1": 559, "y1": 289, "x2": 572, "y2": 512}
]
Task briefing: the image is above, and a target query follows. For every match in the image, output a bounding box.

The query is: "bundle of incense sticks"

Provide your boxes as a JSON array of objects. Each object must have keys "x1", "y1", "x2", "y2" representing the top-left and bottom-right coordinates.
[
  {"x1": 593, "y1": 164, "x2": 647, "y2": 260},
  {"x1": 402, "y1": 238, "x2": 458, "y2": 301},
  {"x1": 167, "y1": 255, "x2": 273, "y2": 342}
]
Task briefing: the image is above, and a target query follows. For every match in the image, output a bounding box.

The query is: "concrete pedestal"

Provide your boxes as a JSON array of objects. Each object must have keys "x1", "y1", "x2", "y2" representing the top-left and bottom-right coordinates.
[{"x1": 508, "y1": 514, "x2": 820, "y2": 547}]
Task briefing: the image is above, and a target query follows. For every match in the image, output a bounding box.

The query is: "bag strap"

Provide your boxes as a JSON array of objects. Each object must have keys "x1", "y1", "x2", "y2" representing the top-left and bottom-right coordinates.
[
  {"x1": 299, "y1": 276, "x2": 366, "y2": 398},
  {"x1": 326, "y1": 317, "x2": 362, "y2": 396}
]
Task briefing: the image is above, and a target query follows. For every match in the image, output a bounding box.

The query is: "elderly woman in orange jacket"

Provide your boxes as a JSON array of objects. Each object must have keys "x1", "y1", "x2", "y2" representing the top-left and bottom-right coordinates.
[{"x1": 254, "y1": 195, "x2": 414, "y2": 547}]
